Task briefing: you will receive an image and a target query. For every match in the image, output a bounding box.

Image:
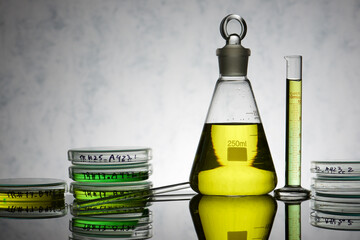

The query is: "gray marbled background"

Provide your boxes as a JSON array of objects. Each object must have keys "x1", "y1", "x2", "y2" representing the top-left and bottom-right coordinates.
[{"x1": 1, "y1": 0, "x2": 360, "y2": 189}]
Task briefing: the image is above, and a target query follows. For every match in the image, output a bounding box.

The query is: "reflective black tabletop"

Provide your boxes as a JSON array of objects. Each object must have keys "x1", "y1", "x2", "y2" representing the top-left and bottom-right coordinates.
[{"x1": 0, "y1": 193, "x2": 359, "y2": 239}]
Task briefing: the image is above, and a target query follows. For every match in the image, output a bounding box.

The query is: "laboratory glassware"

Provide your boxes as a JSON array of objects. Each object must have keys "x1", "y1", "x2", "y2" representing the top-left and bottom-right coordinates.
[
  {"x1": 189, "y1": 14, "x2": 277, "y2": 195},
  {"x1": 274, "y1": 56, "x2": 310, "y2": 200}
]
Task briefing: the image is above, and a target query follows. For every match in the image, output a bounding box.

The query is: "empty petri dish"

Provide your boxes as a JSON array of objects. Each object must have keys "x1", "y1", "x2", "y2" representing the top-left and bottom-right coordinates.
[
  {"x1": 70, "y1": 212, "x2": 152, "y2": 236},
  {"x1": 311, "y1": 160, "x2": 360, "y2": 177},
  {"x1": 69, "y1": 163, "x2": 152, "y2": 183},
  {"x1": 70, "y1": 181, "x2": 152, "y2": 201},
  {"x1": 311, "y1": 177, "x2": 360, "y2": 196},
  {"x1": 310, "y1": 199, "x2": 360, "y2": 215},
  {"x1": 310, "y1": 211, "x2": 360, "y2": 230},
  {"x1": 312, "y1": 176, "x2": 360, "y2": 195},
  {"x1": 0, "y1": 178, "x2": 67, "y2": 202},
  {"x1": 68, "y1": 147, "x2": 152, "y2": 165},
  {"x1": 312, "y1": 191, "x2": 360, "y2": 203}
]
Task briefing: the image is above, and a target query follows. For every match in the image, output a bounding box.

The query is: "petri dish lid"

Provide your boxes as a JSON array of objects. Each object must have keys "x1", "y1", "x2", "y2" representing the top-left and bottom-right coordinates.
[
  {"x1": 312, "y1": 191, "x2": 360, "y2": 203},
  {"x1": 311, "y1": 160, "x2": 360, "y2": 177},
  {"x1": 310, "y1": 210, "x2": 360, "y2": 230},
  {"x1": 311, "y1": 177, "x2": 360, "y2": 197},
  {"x1": 0, "y1": 178, "x2": 66, "y2": 188},
  {"x1": 310, "y1": 199, "x2": 360, "y2": 215},
  {"x1": 0, "y1": 178, "x2": 67, "y2": 201},
  {"x1": 68, "y1": 147, "x2": 152, "y2": 165},
  {"x1": 69, "y1": 163, "x2": 152, "y2": 183}
]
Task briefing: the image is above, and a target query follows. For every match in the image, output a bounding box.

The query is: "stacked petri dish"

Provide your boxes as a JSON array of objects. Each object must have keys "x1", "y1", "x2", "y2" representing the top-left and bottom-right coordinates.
[
  {"x1": 0, "y1": 178, "x2": 67, "y2": 219},
  {"x1": 310, "y1": 160, "x2": 360, "y2": 230},
  {"x1": 68, "y1": 147, "x2": 153, "y2": 239}
]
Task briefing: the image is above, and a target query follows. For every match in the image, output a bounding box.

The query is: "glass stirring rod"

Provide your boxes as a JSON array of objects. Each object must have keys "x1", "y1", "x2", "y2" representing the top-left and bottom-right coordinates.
[
  {"x1": 73, "y1": 182, "x2": 191, "y2": 209},
  {"x1": 275, "y1": 55, "x2": 310, "y2": 201}
]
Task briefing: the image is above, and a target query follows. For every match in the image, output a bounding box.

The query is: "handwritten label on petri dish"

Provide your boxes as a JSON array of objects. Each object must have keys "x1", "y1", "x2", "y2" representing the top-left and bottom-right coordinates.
[
  {"x1": 75, "y1": 190, "x2": 138, "y2": 199},
  {"x1": 314, "y1": 166, "x2": 354, "y2": 175},
  {"x1": 314, "y1": 215, "x2": 354, "y2": 226},
  {"x1": 1, "y1": 190, "x2": 64, "y2": 200},
  {"x1": 73, "y1": 189, "x2": 149, "y2": 201},
  {"x1": 78, "y1": 154, "x2": 136, "y2": 163},
  {"x1": 80, "y1": 223, "x2": 137, "y2": 232},
  {"x1": 6, "y1": 204, "x2": 65, "y2": 213},
  {"x1": 78, "y1": 171, "x2": 148, "y2": 181},
  {"x1": 81, "y1": 205, "x2": 145, "y2": 212}
]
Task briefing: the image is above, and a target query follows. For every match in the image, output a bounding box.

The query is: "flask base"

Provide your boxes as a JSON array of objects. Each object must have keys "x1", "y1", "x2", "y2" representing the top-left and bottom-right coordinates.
[{"x1": 274, "y1": 186, "x2": 310, "y2": 201}]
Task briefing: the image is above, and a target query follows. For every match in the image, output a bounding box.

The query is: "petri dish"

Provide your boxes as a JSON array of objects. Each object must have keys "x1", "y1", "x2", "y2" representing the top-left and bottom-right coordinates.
[
  {"x1": 312, "y1": 191, "x2": 360, "y2": 203},
  {"x1": 311, "y1": 177, "x2": 360, "y2": 196},
  {"x1": 70, "y1": 227, "x2": 152, "y2": 239},
  {"x1": 68, "y1": 147, "x2": 152, "y2": 165},
  {"x1": 310, "y1": 199, "x2": 360, "y2": 215},
  {"x1": 70, "y1": 213, "x2": 152, "y2": 236},
  {"x1": 0, "y1": 178, "x2": 67, "y2": 202},
  {"x1": 71, "y1": 203, "x2": 151, "y2": 217},
  {"x1": 310, "y1": 211, "x2": 360, "y2": 230},
  {"x1": 311, "y1": 160, "x2": 360, "y2": 177},
  {"x1": 70, "y1": 181, "x2": 152, "y2": 201},
  {"x1": 69, "y1": 163, "x2": 152, "y2": 183},
  {"x1": 0, "y1": 199, "x2": 67, "y2": 218}
]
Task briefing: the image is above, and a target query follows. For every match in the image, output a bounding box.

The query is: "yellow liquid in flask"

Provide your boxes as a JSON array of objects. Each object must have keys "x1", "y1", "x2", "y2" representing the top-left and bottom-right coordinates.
[{"x1": 190, "y1": 123, "x2": 277, "y2": 195}]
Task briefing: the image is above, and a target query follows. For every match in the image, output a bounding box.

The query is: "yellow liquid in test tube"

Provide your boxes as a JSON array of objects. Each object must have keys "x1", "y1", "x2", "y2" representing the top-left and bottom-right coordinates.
[{"x1": 286, "y1": 79, "x2": 302, "y2": 186}]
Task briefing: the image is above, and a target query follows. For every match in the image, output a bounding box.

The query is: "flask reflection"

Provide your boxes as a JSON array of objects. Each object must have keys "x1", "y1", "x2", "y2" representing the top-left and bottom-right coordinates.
[{"x1": 189, "y1": 194, "x2": 277, "y2": 240}]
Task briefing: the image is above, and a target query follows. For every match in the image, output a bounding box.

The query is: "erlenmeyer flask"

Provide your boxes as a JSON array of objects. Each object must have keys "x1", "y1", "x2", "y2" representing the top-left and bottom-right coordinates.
[{"x1": 189, "y1": 14, "x2": 277, "y2": 195}]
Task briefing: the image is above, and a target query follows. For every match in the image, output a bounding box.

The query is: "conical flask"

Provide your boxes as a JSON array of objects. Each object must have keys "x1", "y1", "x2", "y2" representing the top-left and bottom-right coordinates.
[{"x1": 189, "y1": 14, "x2": 277, "y2": 195}]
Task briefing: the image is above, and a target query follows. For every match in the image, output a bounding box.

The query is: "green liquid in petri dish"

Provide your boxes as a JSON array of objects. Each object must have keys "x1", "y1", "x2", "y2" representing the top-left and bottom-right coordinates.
[
  {"x1": 72, "y1": 218, "x2": 139, "y2": 232},
  {"x1": 0, "y1": 189, "x2": 65, "y2": 202},
  {"x1": 73, "y1": 205, "x2": 149, "y2": 216},
  {"x1": 72, "y1": 171, "x2": 149, "y2": 183},
  {"x1": 72, "y1": 189, "x2": 151, "y2": 202}
]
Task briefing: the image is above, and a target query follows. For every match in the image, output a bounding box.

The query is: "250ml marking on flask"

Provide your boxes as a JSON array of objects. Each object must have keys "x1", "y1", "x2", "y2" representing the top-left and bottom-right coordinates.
[{"x1": 227, "y1": 140, "x2": 247, "y2": 147}]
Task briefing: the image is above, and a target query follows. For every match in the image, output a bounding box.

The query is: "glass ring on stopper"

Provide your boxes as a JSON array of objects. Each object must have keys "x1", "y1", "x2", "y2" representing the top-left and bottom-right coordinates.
[{"x1": 220, "y1": 14, "x2": 247, "y2": 41}]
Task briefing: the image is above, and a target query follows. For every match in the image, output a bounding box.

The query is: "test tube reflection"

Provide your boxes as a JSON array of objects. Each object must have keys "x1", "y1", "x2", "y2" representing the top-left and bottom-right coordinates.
[
  {"x1": 285, "y1": 202, "x2": 301, "y2": 240},
  {"x1": 189, "y1": 194, "x2": 277, "y2": 240}
]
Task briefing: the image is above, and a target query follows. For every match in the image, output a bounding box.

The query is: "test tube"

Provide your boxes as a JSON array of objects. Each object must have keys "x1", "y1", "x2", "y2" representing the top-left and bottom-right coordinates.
[
  {"x1": 274, "y1": 55, "x2": 310, "y2": 200},
  {"x1": 286, "y1": 56, "x2": 302, "y2": 186}
]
